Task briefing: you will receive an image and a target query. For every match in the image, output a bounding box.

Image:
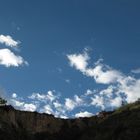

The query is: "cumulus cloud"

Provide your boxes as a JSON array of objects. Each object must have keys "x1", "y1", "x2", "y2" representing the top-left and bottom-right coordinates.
[
  {"x1": 65, "y1": 98, "x2": 76, "y2": 111},
  {"x1": 23, "y1": 103, "x2": 37, "y2": 112},
  {"x1": 91, "y1": 95, "x2": 105, "y2": 110},
  {"x1": 28, "y1": 91, "x2": 67, "y2": 117},
  {"x1": 118, "y1": 77, "x2": 140, "y2": 103},
  {"x1": 41, "y1": 105, "x2": 54, "y2": 114},
  {"x1": 75, "y1": 111, "x2": 93, "y2": 118},
  {"x1": 89, "y1": 78, "x2": 140, "y2": 110},
  {"x1": 0, "y1": 49, "x2": 27, "y2": 67},
  {"x1": 29, "y1": 90, "x2": 58, "y2": 102},
  {"x1": 67, "y1": 51, "x2": 123, "y2": 84},
  {"x1": 74, "y1": 95, "x2": 83, "y2": 105},
  {"x1": 47, "y1": 91, "x2": 58, "y2": 102},
  {"x1": 67, "y1": 50, "x2": 140, "y2": 109},
  {"x1": 67, "y1": 51, "x2": 89, "y2": 72},
  {"x1": 110, "y1": 96, "x2": 122, "y2": 108},
  {"x1": 64, "y1": 95, "x2": 84, "y2": 111},
  {"x1": 10, "y1": 99, "x2": 25, "y2": 107},
  {"x1": 0, "y1": 35, "x2": 19, "y2": 48},
  {"x1": 0, "y1": 34, "x2": 28, "y2": 68},
  {"x1": 84, "y1": 89, "x2": 96, "y2": 96},
  {"x1": 99, "y1": 85, "x2": 114, "y2": 97},
  {"x1": 10, "y1": 98, "x2": 37, "y2": 112},
  {"x1": 90, "y1": 89, "x2": 122, "y2": 110},
  {"x1": 86, "y1": 65, "x2": 123, "y2": 84},
  {"x1": 9, "y1": 57, "x2": 140, "y2": 117},
  {"x1": 53, "y1": 101, "x2": 62, "y2": 109}
]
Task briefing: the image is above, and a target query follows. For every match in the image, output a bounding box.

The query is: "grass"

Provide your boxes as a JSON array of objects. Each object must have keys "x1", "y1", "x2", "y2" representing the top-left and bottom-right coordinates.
[{"x1": 113, "y1": 100, "x2": 140, "y2": 115}]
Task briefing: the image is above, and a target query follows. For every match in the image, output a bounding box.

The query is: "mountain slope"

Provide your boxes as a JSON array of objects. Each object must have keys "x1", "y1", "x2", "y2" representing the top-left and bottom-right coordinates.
[{"x1": 0, "y1": 101, "x2": 140, "y2": 140}]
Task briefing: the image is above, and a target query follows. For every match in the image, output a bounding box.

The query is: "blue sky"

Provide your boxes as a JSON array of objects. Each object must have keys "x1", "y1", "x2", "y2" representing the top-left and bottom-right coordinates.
[{"x1": 0, "y1": 0, "x2": 140, "y2": 118}]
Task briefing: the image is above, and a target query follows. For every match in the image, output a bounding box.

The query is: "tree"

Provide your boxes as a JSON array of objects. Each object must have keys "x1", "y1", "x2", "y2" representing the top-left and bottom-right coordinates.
[
  {"x1": 0, "y1": 97, "x2": 7, "y2": 105},
  {"x1": 136, "y1": 98, "x2": 140, "y2": 103},
  {"x1": 121, "y1": 100, "x2": 126, "y2": 106}
]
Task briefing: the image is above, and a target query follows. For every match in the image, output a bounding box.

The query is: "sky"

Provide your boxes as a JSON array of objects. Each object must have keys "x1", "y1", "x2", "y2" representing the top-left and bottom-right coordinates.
[{"x1": 0, "y1": 0, "x2": 140, "y2": 118}]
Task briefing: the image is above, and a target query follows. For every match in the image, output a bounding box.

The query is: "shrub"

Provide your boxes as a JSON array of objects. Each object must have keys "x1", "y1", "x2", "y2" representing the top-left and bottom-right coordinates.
[{"x1": 0, "y1": 97, "x2": 7, "y2": 105}]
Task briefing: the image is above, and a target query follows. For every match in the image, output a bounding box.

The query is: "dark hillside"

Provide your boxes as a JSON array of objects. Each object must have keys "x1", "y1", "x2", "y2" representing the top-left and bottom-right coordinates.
[{"x1": 0, "y1": 101, "x2": 140, "y2": 140}]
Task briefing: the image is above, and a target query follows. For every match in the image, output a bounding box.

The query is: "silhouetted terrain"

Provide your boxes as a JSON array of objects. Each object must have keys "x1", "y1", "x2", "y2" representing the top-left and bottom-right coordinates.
[{"x1": 0, "y1": 101, "x2": 140, "y2": 140}]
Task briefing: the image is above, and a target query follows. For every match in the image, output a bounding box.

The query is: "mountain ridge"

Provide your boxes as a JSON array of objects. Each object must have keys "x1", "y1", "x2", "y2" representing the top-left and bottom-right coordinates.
[{"x1": 0, "y1": 101, "x2": 140, "y2": 140}]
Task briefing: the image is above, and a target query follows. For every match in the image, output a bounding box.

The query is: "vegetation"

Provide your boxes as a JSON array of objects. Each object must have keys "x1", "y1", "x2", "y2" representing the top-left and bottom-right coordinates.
[
  {"x1": 113, "y1": 99, "x2": 140, "y2": 115},
  {"x1": 0, "y1": 97, "x2": 7, "y2": 105},
  {"x1": 0, "y1": 99, "x2": 140, "y2": 140}
]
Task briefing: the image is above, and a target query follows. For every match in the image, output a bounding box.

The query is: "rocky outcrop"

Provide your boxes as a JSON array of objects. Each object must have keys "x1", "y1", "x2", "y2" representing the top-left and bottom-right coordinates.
[{"x1": 0, "y1": 101, "x2": 140, "y2": 140}]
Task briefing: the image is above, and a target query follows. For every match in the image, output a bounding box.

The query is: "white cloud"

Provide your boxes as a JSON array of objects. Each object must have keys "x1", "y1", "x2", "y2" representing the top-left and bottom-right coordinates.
[
  {"x1": 53, "y1": 101, "x2": 62, "y2": 109},
  {"x1": 0, "y1": 35, "x2": 19, "y2": 48},
  {"x1": 0, "y1": 49, "x2": 27, "y2": 67},
  {"x1": 65, "y1": 98, "x2": 76, "y2": 111},
  {"x1": 90, "y1": 85, "x2": 123, "y2": 109},
  {"x1": 110, "y1": 96, "x2": 122, "y2": 108},
  {"x1": 10, "y1": 99, "x2": 24, "y2": 107},
  {"x1": 9, "y1": 59, "x2": 140, "y2": 117},
  {"x1": 59, "y1": 115, "x2": 68, "y2": 119},
  {"x1": 84, "y1": 89, "x2": 96, "y2": 96},
  {"x1": 29, "y1": 93, "x2": 45, "y2": 100},
  {"x1": 118, "y1": 77, "x2": 140, "y2": 103},
  {"x1": 41, "y1": 105, "x2": 54, "y2": 114},
  {"x1": 74, "y1": 95, "x2": 84, "y2": 105},
  {"x1": 67, "y1": 51, "x2": 123, "y2": 84},
  {"x1": 131, "y1": 68, "x2": 140, "y2": 74},
  {"x1": 47, "y1": 91, "x2": 57, "y2": 102},
  {"x1": 53, "y1": 100, "x2": 66, "y2": 115},
  {"x1": 67, "y1": 51, "x2": 89, "y2": 72},
  {"x1": 23, "y1": 103, "x2": 37, "y2": 112},
  {"x1": 86, "y1": 65, "x2": 122, "y2": 84},
  {"x1": 10, "y1": 97, "x2": 37, "y2": 112},
  {"x1": 12, "y1": 93, "x2": 17, "y2": 98},
  {"x1": 67, "y1": 50, "x2": 140, "y2": 107},
  {"x1": 89, "y1": 77, "x2": 140, "y2": 109},
  {"x1": 29, "y1": 90, "x2": 58, "y2": 102},
  {"x1": 75, "y1": 111, "x2": 93, "y2": 118},
  {"x1": 64, "y1": 95, "x2": 84, "y2": 111},
  {"x1": 91, "y1": 95, "x2": 105, "y2": 110},
  {"x1": 99, "y1": 85, "x2": 114, "y2": 97}
]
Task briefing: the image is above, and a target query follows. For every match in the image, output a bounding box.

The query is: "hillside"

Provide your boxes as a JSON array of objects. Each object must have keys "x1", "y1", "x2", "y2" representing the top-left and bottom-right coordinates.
[{"x1": 0, "y1": 101, "x2": 140, "y2": 140}]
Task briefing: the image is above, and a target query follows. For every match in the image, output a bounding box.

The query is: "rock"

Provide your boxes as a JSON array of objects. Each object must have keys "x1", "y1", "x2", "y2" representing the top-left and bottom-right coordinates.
[{"x1": 0, "y1": 102, "x2": 140, "y2": 140}]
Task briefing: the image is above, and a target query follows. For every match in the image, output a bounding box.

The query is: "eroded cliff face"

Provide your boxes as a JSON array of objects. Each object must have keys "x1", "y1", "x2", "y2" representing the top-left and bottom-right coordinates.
[
  {"x1": 0, "y1": 106, "x2": 64, "y2": 134},
  {"x1": 0, "y1": 102, "x2": 140, "y2": 140}
]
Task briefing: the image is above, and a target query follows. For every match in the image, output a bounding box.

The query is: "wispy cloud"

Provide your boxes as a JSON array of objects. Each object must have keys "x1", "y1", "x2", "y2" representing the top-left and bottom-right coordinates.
[
  {"x1": 131, "y1": 68, "x2": 140, "y2": 74},
  {"x1": 65, "y1": 79, "x2": 70, "y2": 83},
  {"x1": 0, "y1": 35, "x2": 19, "y2": 48}
]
